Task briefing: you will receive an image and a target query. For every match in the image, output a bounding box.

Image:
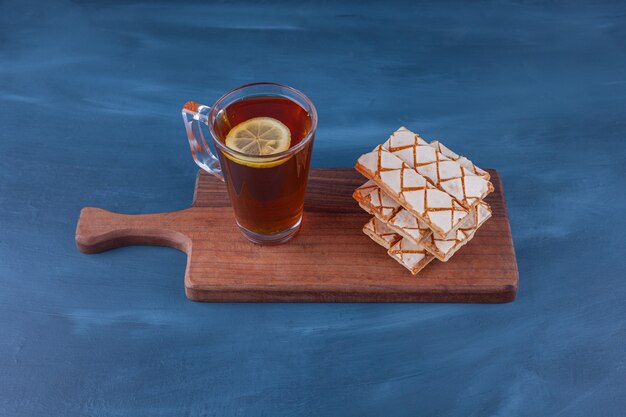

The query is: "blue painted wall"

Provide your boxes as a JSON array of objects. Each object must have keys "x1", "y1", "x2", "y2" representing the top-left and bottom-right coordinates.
[{"x1": 1, "y1": 0, "x2": 625, "y2": 415}]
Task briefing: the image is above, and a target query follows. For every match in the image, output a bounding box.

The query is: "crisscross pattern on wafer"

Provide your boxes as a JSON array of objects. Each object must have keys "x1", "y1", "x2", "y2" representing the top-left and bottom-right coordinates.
[
  {"x1": 387, "y1": 209, "x2": 432, "y2": 244},
  {"x1": 354, "y1": 181, "x2": 432, "y2": 244},
  {"x1": 382, "y1": 127, "x2": 494, "y2": 209},
  {"x1": 362, "y1": 217, "x2": 402, "y2": 249},
  {"x1": 356, "y1": 145, "x2": 469, "y2": 238},
  {"x1": 354, "y1": 128, "x2": 495, "y2": 276},
  {"x1": 430, "y1": 140, "x2": 490, "y2": 179},
  {"x1": 353, "y1": 181, "x2": 402, "y2": 221},
  {"x1": 422, "y1": 202, "x2": 492, "y2": 261},
  {"x1": 367, "y1": 217, "x2": 401, "y2": 241},
  {"x1": 388, "y1": 238, "x2": 434, "y2": 275},
  {"x1": 353, "y1": 180, "x2": 377, "y2": 198}
]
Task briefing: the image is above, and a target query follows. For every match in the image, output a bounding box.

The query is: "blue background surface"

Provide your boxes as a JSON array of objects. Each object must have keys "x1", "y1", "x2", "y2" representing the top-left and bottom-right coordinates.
[{"x1": 1, "y1": 0, "x2": 625, "y2": 415}]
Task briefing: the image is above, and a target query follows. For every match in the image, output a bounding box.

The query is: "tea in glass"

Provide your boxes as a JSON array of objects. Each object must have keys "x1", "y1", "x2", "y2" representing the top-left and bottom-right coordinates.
[{"x1": 182, "y1": 83, "x2": 317, "y2": 244}]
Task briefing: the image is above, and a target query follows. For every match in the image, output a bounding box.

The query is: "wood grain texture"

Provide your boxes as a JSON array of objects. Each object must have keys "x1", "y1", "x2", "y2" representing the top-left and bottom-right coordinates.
[{"x1": 76, "y1": 169, "x2": 518, "y2": 303}]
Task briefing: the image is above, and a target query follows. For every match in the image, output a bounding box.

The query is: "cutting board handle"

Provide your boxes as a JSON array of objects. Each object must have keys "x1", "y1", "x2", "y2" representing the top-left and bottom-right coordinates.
[{"x1": 75, "y1": 207, "x2": 191, "y2": 254}]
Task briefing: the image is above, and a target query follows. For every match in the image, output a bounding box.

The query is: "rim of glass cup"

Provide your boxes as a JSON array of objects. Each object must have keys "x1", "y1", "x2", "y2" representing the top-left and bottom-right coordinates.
[{"x1": 207, "y1": 82, "x2": 318, "y2": 161}]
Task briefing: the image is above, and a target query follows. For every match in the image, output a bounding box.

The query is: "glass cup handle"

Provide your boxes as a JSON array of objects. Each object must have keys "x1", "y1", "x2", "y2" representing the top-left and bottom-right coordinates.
[{"x1": 181, "y1": 101, "x2": 224, "y2": 182}]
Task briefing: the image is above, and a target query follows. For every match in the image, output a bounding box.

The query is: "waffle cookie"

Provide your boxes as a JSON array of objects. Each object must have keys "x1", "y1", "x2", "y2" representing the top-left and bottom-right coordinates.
[
  {"x1": 352, "y1": 180, "x2": 402, "y2": 221},
  {"x1": 386, "y1": 209, "x2": 432, "y2": 245},
  {"x1": 429, "y1": 140, "x2": 490, "y2": 180},
  {"x1": 354, "y1": 183, "x2": 432, "y2": 245},
  {"x1": 387, "y1": 238, "x2": 435, "y2": 275},
  {"x1": 362, "y1": 217, "x2": 402, "y2": 250},
  {"x1": 353, "y1": 126, "x2": 494, "y2": 276},
  {"x1": 382, "y1": 127, "x2": 493, "y2": 209},
  {"x1": 355, "y1": 145, "x2": 469, "y2": 238},
  {"x1": 422, "y1": 202, "x2": 492, "y2": 261}
]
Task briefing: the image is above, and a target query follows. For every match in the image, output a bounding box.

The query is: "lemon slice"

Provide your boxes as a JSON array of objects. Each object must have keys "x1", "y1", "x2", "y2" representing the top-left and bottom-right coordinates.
[{"x1": 226, "y1": 117, "x2": 291, "y2": 155}]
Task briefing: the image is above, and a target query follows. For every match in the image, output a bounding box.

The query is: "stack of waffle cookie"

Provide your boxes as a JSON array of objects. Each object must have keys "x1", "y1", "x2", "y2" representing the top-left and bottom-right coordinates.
[{"x1": 353, "y1": 127, "x2": 494, "y2": 275}]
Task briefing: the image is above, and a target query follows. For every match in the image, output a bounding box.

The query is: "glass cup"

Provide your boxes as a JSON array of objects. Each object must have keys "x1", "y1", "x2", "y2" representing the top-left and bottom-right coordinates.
[{"x1": 182, "y1": 83, "x2": 317, "y2": 244}]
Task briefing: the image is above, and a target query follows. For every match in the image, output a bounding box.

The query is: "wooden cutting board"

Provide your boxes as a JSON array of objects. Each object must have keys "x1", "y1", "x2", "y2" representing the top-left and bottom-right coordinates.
[{"x1": 75, "y1": 169, "x2": 518, "y2": 303}]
